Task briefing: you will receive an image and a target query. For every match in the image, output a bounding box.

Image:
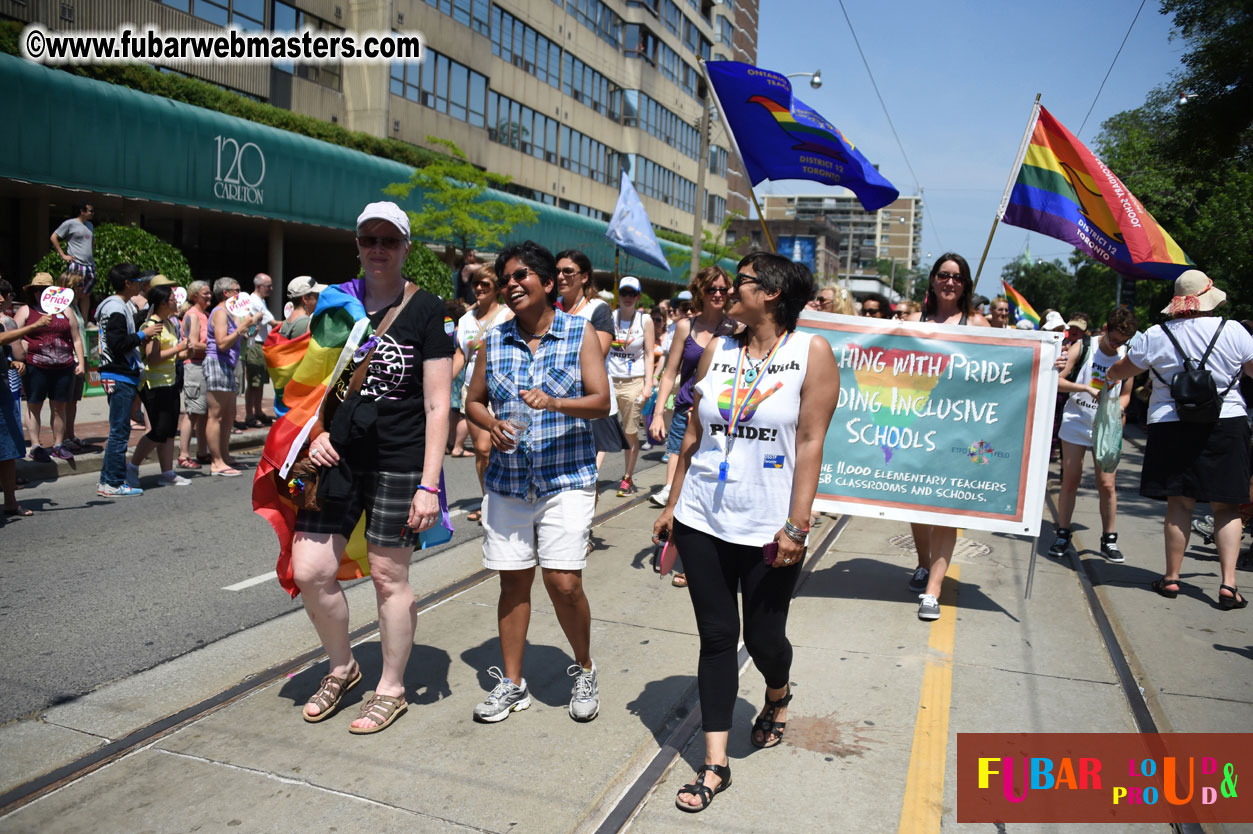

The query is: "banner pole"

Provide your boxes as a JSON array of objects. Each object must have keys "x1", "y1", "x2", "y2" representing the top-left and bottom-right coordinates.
[
  {"x1": 701, "y1": 59, "x2": 776, "y2": 254},
  {"x1": 974, "y1": 93, "x2": 1042, "y2": 285}
]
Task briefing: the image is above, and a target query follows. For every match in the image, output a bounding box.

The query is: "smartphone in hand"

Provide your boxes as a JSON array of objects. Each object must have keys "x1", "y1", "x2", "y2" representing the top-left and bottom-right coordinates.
[{"x1": 762, "y1": 540, "x2": 778, "y2": 566}]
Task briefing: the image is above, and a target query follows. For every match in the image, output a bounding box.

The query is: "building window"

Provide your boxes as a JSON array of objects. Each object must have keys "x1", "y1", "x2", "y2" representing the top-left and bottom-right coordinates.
[
  {"x1": 661, "y1": 0, "x2": 682, "y2": 37},
  {"x1": 570, "y1": 0, "x2": 622, "y2": 47},
  {"x1": 709, "y1": 145, "x2": 728, "y2": 176},
  {"x1": 626, "y1": 91, "x2": 700, "y2": 161},
  {"x1": 158, "y1": 0, "x2": 263, "y2": 28},
  {"x1": 493, "y1": 7, "x2": 562, "y2": 89},
  {"x1": 392, "y1": 48, "x2": 487, "y2": 127},
  {"x1": 271, "y1": 2, "x2": 342, "y2": 90},
  {"x1": 706, "y1": 194, "x2": 725, "y2": 225},
  {"x1": 625, "y1": 154, "x2": 698, "y2": 213},
  {"x1": 562, "y1": 53, "x2": 621, "y2": 120},
  {"x1": 718, "y1": 16, "x2": 734, "y2": 47},
  {"x1": 623, "y1": 24, "x2": 657, "y2": 66},
  {"x1": 425, "y1": 0, "x2": 490, "y2": 35}
]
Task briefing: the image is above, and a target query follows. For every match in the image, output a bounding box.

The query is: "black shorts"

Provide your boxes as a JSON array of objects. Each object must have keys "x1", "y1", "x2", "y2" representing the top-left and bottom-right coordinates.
[
  {"x1": 1141, "y1": 417, "x2": 1251, "y2": 504},
  {"x1": 294, "y1": 469, "x2": 425, "y2": 548},
  {"x1": 24, "y1": 366, "x2": 76, "y2": 403}
]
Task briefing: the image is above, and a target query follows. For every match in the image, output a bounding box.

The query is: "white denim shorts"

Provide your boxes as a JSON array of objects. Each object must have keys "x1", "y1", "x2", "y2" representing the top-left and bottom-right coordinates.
[{"x1": 481, "y1": 485, "x2": 596, "y2": 571}]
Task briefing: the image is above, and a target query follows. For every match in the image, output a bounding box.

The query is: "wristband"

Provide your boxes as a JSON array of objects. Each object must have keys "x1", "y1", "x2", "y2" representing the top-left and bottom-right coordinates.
[{"x1": 415, "y1": 485, "x2": 439, "y2": 495}]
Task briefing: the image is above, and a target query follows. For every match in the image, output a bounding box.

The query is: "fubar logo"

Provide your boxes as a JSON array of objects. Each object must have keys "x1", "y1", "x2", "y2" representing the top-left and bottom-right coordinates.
[{"x1": 214, "y1": 135, "x2": 265, "y2": 205}]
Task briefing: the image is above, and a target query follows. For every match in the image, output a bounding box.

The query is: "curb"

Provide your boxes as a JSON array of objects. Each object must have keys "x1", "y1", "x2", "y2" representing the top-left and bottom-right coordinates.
[{"x1": 15, "y1": 429, "x2": 271, "y2": 482}]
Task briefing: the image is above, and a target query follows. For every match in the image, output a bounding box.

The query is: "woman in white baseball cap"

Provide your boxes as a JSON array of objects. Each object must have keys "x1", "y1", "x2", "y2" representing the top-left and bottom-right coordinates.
[{"x1": 609, "y1": 276, "x2": 655, "y2": 497}]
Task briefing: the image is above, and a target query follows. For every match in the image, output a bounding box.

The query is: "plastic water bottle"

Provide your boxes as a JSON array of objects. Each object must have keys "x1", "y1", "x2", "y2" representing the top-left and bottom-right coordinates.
[{"x1": 502, "y1": 411, "x2": 531, "y2": 455}]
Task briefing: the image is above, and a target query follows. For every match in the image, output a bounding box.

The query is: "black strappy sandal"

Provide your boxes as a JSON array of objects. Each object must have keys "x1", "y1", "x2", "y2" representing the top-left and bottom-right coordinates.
[
  {"x1": 1219, "y1": 584, "x2": 1248, "y2": 611},
  {"x1": 674, "y1": 763, "x2": 732, "y2": 813},
  {"x1": 750, "y1": 686, "x2": 792, "y2": 749}
]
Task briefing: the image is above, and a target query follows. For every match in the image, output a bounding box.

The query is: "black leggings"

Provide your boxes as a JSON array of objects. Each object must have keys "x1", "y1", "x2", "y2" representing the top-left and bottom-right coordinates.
[
  {"x1": 672, "y1": 519, "x2": 801, "y2": 732},
  {"x1": 139, "y1": 385, "x2": 180, "y2": 443}
]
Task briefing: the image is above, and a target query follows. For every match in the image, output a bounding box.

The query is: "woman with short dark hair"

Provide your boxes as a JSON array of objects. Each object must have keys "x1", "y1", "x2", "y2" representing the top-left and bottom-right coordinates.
[
  {"x1": 653, "y1": 252, "x2": 838, "y2": 812},
  {"x1": 127, "y1": 285, "x2": 190, "y2": 487}
]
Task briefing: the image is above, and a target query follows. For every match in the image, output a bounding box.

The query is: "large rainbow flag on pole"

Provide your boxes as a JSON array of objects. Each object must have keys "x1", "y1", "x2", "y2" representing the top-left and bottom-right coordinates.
[
  {"x1": 252, "y1": 279, "x2": 453, "y2": 598},
  {"x1": 1001, "y1": 279, "x2": 1040, "y2": 329},
  {"x1": 1000, "y1": 105, "x2": 1192, "y2": 281}
]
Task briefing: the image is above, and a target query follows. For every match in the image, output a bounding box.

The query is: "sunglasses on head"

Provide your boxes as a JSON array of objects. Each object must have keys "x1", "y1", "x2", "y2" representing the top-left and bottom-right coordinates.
[{"x1": 357, "y1": 235, "x2": 406, "y2": 250}]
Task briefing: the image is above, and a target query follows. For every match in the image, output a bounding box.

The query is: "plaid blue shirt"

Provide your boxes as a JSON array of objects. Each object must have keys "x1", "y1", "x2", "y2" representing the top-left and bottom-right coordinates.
[{"x1": 483, "y1": 310, "x2": 597, "y2": 499}]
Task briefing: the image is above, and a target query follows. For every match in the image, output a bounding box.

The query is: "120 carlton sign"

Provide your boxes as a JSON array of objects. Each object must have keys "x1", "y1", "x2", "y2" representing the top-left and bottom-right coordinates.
[
  {"x1": 799, "y1": 311, "x2": 1062, "y2": 536},
  {"x1": 214, "y1": 134, "x2": 265, "y2": 205}
]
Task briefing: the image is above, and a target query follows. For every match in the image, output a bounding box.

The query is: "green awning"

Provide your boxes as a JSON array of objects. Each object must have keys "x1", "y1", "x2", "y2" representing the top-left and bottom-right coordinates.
[{"x1": 0, "y1": 53, "x2": 724, "y2": 285}]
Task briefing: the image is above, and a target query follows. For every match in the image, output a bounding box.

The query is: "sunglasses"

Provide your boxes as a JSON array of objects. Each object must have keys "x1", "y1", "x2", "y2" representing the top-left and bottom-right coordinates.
[
  {"x1": 499, "y1": 267, "x2": 534, "y2": 286},
  {"x1": 706, "y1": 286, "x2": 730, "y2": 296},
  {"x1": 558, "y1": 267, "x2": 582, "y2": 276},
  {"x1": 619, "y1": 289, "x2": 640, "y2": 297},
  {"x1": 934, "y1": 271, "x2": 964, "y2": 283},
  {"x1": 357, "y1": 235, "x2": 406, "y2": 250},
  {"x1": 733, "y1": 273, "x2": 759, "y2": 291},
  {"x1": 860, "y1": 307, "x2": 883, "y2": 316}
]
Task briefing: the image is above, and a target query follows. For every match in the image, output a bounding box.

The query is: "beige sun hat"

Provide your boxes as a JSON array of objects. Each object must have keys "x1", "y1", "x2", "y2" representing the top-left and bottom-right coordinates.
[{"x1": 1162, "y1": 269, "x2": 1226, "y2": 316}]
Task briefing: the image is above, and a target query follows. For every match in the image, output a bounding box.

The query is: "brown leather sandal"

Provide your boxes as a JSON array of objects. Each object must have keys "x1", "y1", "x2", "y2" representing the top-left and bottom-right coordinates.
[
  {"x1": 348, "y1": 692, "x2": 408, "y2": 734},
  {"x1": 302, "y1": 662, "x2": 362, "y2": 723}
]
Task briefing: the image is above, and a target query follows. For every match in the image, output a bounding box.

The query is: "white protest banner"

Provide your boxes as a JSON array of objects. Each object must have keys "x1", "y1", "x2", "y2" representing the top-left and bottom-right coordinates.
[
  {"x1": 39, "y1": 286, "x2": 74, "y2": 316},
  {"x1": 799, "y1": 311, "x2": 1062, "y2": 536}
]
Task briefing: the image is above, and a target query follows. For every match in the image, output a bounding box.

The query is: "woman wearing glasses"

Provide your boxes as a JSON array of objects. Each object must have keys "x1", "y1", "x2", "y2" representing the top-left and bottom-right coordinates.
[
  {"x1": 904, "y1": 253, "x2": 989, "y2": 621},
  {"x1": 555, "y1": 250, "x2": 628, "y2": 468},
  {"x1": 291, "y1": 202, "x2": 454, "y2": 734},
  {"x1": 465, "y1": 241, "x2": 611, "y2": 723},
  {"x1": 608, "y1": 277, "x2": 655, "y2": 496},
  {"x1": 453, "y1": 267, "x2": 512, "y2": 522},
  {"x1": 652, "y1": 252, "x2": 838, "y2": 812}
]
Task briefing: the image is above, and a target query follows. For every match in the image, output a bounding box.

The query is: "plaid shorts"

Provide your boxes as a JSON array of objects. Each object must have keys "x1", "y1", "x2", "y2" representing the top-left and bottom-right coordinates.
[
  {"x1": 67, "y1": 261, "x2": 96, "y2": 295},
  {"x1": 294, "y1": 469, "x2": 424, "y2": 548},
  {"x1": 203, "y1": 357, "x2": 237, "y2": 393}
]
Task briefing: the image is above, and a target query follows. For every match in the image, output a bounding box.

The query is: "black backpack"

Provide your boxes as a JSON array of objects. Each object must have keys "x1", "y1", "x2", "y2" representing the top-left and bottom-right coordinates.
[
  {"x1": 1064, "y1": 334, "x2": 1091, "y2": 383},
  {"x1": 1151, "y1": 320, "x2": 1237, "y2": 423}
]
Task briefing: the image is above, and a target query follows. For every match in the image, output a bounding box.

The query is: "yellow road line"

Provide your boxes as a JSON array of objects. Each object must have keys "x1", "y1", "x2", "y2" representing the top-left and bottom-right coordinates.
[{"x1": 897, "y1": 564, "x2": 960, "y2": 834}]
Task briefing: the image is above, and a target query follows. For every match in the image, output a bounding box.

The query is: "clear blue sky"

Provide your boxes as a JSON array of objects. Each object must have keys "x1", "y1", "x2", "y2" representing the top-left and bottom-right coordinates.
[{"x1": 749, "y1": 0, "x2": 1187, "y2": 290}]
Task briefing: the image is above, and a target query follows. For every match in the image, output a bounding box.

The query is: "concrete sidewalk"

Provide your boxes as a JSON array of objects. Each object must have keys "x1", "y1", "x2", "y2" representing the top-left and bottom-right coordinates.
[
  {"x1": 1, "y1": 431, "x2": 1249, "y2": 833},
  {"x1": 14, "y1": 390, "x2": 274, "y2": 483}
]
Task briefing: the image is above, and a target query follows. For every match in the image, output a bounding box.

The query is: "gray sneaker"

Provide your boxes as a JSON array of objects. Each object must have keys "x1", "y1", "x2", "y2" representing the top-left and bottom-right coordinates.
[
  {"x1": 908, "y1": 566, "x2": 929, "y2": 592},
  {"x1": 918, "y1": 593, "x2": 941, "y2": 621},
  {"x1": 567, "y1": 661, "x2": 599, "y2": 722},
  {"x1": 473, "y1": 666, "x2": 531, "y2": 723}
]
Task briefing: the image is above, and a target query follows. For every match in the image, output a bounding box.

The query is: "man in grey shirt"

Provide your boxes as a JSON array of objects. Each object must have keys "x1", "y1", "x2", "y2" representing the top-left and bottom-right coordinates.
[{"x1": 51, "y1": 202, "x2": 96, "y2": 319}]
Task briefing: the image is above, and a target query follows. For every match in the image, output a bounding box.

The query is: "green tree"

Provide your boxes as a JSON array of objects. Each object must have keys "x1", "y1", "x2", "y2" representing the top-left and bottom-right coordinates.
[
  {"x1": 1000, "y1": 257, "x2": 1073, "y2": 315},
  {"x1": 384, "y1": 136, "x2": 538, "y2": 261},
  {"x1": 33, "y1": 223, "x2": 191, "y2": 295},
  {"x1": 665, "y1": 211, "x2": 743, "y2": 274}
]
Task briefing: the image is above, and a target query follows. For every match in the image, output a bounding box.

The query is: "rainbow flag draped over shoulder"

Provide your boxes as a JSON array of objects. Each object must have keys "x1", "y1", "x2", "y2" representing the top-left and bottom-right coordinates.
[
  {"x1": 1001, "y1": 280, "x2": 1040, "y2": 328},
  {"x1": 251, "y1": 279, "x2": 453, "y2": 599},
  {"x1": 1001, "y1": 106, "x2": 1192, "y2": 281},
  {"x1": 262, "y1": 327, "x2": 311, "y2": 417}
]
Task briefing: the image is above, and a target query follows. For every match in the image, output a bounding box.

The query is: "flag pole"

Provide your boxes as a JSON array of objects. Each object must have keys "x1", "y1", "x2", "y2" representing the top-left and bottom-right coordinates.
[
  {"x1": 973, "y1": 93, "x2": 1042, "y2": 285},
  {"x1": 613, "y1": 247, "x2": 620, "y2": 306},
  {"x1": 700, "y1": 59, "x2": 776, "y2": 254}
]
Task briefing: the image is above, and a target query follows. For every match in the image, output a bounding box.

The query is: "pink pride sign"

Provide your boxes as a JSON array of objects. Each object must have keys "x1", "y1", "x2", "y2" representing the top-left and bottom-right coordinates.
[
  {"x1": 225, "y1": 292, "x2": 252, "y2": 317},
  {"x1": 172, "y1": 286, "x2": 188, "y2": 306},
  {"x1": 39, "y1": 286, "x2": 74, "y2": 316}
]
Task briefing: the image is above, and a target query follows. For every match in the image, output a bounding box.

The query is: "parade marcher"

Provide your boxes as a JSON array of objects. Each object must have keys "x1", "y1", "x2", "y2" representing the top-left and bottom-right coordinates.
[
  {"x1": 554, "y1": 249, "x2": 624, "y2": 473},
  {"x1": 50, "y1": 202, "x2": 96, "y2": 321},
  {"x1": 242, "y1": 273, "x2": 278, "y2": 427},
  {"x1": 453, "y1": 248, "x2": 483, "y2": 305},
  {"x1": 652, "y1": 252, "x2": 837, "y2": 812},
  {"x1": 16, "y1": 272, "x2": 85, "y2": 462},
  {"x1": 58, "y1": 272, "x2": 91, "y2": 454},
  {"x1": 1, "y1": 277, "x2": 49, "y2": 519},
  {"x1": 446, "y1": 298, "x2": 471, "y2": 457},
  {"x1": 95, "y1": 265, "x2": 161, "y2": 497},
  {"x1": 205, "y1": 277, "x2": 262, "y2": 477},
  {"x1": 453, "y1": 267, "x2": 513, "y2": 521},
  {"x1": 127, "y1": 285, "x2": 190, "y2": 487},
  {"x1": 859, "y1": 292, "x2": 890, "y2": 318},
  {"x1": 609, "y1": 276, "x2": 655, "y2": 496},
  {"x1": 291, "y1": 201, "x2": 453, "y2": 733},
  {"x1": 278, "y1": 276, "x2": 326, "y2": 339},
  {"x1": 1049, "y1": 307, "x2": 1137, "y2": 562},
  {"x1": 1107, "y1": 270, "x2": 1253, "y2": 610},
  {"x1": 813, "y1": 284, "x2": 854, "y2": 315},
  {"x1": 989, "y1": 296, "x2": 1012, "y2": 329},
  {"x1": 905, "y1": 253, "x2": 990, "y2": 620},
  {"x1": 465, "y1": 241, "x2": 610, "y2": 723},
  {"x1": 177, "y1": 280, "x2": 212, "y2": 469}
]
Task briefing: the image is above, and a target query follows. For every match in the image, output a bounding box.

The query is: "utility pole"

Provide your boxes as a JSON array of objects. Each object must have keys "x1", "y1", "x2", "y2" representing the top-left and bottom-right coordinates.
[{"x1": 689, "y1": 97, "x2": 711, "y2": 279}]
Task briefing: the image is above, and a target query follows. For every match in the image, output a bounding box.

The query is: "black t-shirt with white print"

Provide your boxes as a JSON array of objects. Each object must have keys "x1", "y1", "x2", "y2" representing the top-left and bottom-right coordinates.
[{"x1": 341, "y1": 288, "x2": 454, "y2": 472}]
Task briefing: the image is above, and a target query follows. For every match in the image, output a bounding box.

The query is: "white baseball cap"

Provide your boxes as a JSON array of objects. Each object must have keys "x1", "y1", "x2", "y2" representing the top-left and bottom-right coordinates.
[
  {"x1": 356, "y1": 201, "x2": 411, "y2": 240},
  {"x1": 619, "y1": 276, "x2": 642, "y2": 293},
  {"x1": 1041, "y1": 310, "x2": 1066, "y2": 332},
  {"x1": 676, "y1": 290, "x2": 693, "y2": 301},
  {"x1": 1015, "y1": 318, "x2": 1036, "y2": 330},
  {"x1": 288, "y1": 276, "x2": 328, "y2": 298}
]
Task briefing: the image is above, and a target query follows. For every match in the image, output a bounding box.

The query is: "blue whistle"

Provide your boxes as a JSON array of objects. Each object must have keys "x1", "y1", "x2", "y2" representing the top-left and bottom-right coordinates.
[{"x1": 718, "y1": 461, "x2": 729, "y2": 482}]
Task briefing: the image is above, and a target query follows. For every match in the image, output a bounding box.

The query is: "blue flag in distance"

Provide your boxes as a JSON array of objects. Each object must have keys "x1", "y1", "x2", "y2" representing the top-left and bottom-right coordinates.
[{"x1": 605, "y1": 170, "x2": 671, "y2": 272}]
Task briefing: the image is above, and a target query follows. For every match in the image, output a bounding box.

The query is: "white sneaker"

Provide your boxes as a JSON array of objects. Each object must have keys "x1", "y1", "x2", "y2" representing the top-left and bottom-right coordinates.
[
  {"x1": 160, "y1": 471, "x2": 191, "y2": 486},
  {"x1": 125, "y1": 463, "x2": 141, "y2": 489},
  {"x1": 649, "y1": 484, "x2": 671, "y2": 507},
  {"x1": 917, "y1": 593, "x2": 941, "y2": 621}
]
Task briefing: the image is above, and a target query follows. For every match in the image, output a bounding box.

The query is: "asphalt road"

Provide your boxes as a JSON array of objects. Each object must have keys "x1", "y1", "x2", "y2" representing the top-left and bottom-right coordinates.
[{"x1": 0, "y1": 444, "x2": 662, "y2": 724}]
